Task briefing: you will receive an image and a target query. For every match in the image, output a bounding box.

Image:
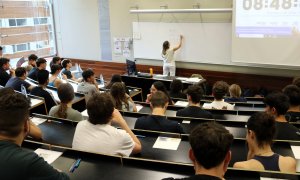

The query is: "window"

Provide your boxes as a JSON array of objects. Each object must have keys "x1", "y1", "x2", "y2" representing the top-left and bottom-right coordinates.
[
  {"x1": 9, "y1": 19, "x2": 16, "y2": 27},
  {"x1": 16, "y1": 19, "x2": 27, "y2": 26}
]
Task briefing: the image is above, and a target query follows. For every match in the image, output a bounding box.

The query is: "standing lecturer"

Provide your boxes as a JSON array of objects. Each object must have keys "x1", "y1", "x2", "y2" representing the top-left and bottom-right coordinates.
[{"x1": 162, "y1": 35, "x2": 183, "y2": 76}]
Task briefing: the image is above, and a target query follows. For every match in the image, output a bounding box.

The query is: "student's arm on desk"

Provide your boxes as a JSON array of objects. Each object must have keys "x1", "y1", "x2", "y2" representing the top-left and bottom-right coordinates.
[
  {"x1": 29, "y1": 120, "x2": 42, "y2": 140},
  {"x1": 126, "y1": 94, "x2": 137, "y2": 112},
  {"x1": 112, "y1": 109, "x2": 142, "y2": 154}
]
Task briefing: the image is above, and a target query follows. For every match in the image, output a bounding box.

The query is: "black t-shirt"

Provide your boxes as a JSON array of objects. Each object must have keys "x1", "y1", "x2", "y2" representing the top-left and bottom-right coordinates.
[
  {"x1": 0, "y1": 141, "x2": 69, "y2": 180},
  {"x1": 163, "y1": 174, "x2": 222, "y2": 180},
  {"x1": 169, "y1": 91, "x2": 187, "y2": 99},
  {"x1": 28, "y1": 67, "x2": 39, "y2": 81},
  {"x1": 0, "y1": 67, "x2": 11, "y2": 87},
  {"x1": 31, "y1": 86, "x2": 56, "y2": 112},
  {"x1": 134, "y1": 115, "x2": 185, "y2": 134},
  {"x1": 176, "y1": 106, "x2": 213, "y2": 119},
  {"x1": 275, "y1": 121, "x2": 300, "y2": 141},
  {"x1": 224, "y1": 97, "x2": 247, "y2": 103},
  {"x1": 285, "y1": 111, "x2": 300, "y2": 122},
  {"x1": 62, "y1": 69, "x2": 72, "y2": 79},
  {"x1": 5, "y1": 77, "x2": 31, "y2": 92}
]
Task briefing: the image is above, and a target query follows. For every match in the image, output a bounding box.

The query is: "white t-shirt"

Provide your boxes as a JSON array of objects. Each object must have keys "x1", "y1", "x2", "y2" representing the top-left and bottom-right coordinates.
[
  {"x1": 72, "y1": 120, "x2": 135, "y2": 156},
  {"x1": 162, "y1": 49, "x2": 175, "y2": 64},
  {"x1": 77, "y1": 82, "x2": 98, "y2": 103},
  {"x1": 202, "y1": 100, "x2": 235, "y2": 110}
]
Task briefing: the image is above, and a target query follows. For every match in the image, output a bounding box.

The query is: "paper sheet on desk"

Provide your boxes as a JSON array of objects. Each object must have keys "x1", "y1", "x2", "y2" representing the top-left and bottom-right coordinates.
[
  {"x1": 185, "y1": 78, "x2": 201, "y2": 83},
  {"x1": 174, "y1": 101, "x2": 189, "y2": 107},
  {"x1": 260, "y1": 178, "x2": 287, "y2": 180},
  {"x1": 31, "y1": 117, "x2": 47, "y2": 126},
  {"x1": 153, "y1": 136, "x2": 181, "y2": 150},
  {"x1": 176, "y1": 77, "x2": 188, "y2": 81},
  {"x1": 81, "y1": 109, "x2": 88, "y2": 117},
  {"x1": 291, "y1": 146, "x2": 300, "y2": 159},
  {"x1": 34, "y1": 148, "x2": 63, "y2": 164},
  {"x1": 136, "y1": 104, "x2": 143, "y2": 112}
]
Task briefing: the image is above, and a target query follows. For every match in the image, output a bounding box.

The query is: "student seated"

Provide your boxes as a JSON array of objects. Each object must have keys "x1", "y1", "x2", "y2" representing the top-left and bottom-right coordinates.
[
  {"x1": 292, "y1": 77, "x2": 300, "y2": 88},
  {"x1": 164, "y1": 122, "x2": 233, "y2": 180},
  {"x1": 234, "y1": 112, "x2": 296, "y2": 172},
  {"x1": 0, "y1": 92, "x2": 69, "y2": 179},
  {"x1": 5, "y1": 67, "x2": 34, "y2": 93},
  {"x1": 225, "y1": 84, "x2": 247, "y2": 102},
  {"x1": 169, "y1": 79, "x2": 186, "y2": 99},
  {"x1": 49, "y1": 64, "x2": 66, "y2": 88},
  {"x1": 105, "y1": 74, "x2": 123, "y2": 89},
  {"x1": 0, "y1": 87, "x2": 42, "y2": 140},
  {"x1": 264, "y1": 92, "x2": 300, "y2": 140},
  {"x1": 30, "y1": 70, "x2": 57, "y2": 113},
  {"x1": 22, "y1": 54, "x2": 37, "y2": 72},
  {"x1": 135, "y1": 91, "x2": 184, "y2": 133},
  {"x1": 50, "y1": 56, "x2": 61, "y2": 67},
  {"x1": 202, "y1": 81, "x2": 234, "y2": 110},
  {"x1": 49, "y1": 83, "x2": 82, "y2": 122},
  {"x1": 110, "y1": 82, "x2": 137, "y2": 112},
  {"x1": 176, "y1": 85, "x2": 213, "y2": 119},
  {"x1": 61, "y1": 59, "x2": 79, "y2": 82},
  {"x1": 28, "y1": 58, "x2": 47, "y2": 81},
  {"x1": 146, "y1": 81, "x2": 174, "y2": 105},
  {"x1": 0, "y1": 57, "x2": 15, "y2": 87},
  {"x1": 283, "y1": 85, "x2": 300, "y2": 122},
  {"x1": 77, "y1": 69, "x2": 98, "y2": 103},
  {"x1": 72, "y1": 92, "x2": 141, "y2": 156}
]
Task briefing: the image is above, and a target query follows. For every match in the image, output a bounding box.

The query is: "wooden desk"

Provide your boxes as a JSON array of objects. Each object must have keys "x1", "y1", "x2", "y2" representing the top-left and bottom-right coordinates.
[{"x1": 29, "y1": 95, "x2": 47, "y2": 115}]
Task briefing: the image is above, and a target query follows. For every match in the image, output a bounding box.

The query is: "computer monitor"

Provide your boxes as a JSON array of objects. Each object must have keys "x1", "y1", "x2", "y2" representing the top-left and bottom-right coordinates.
[{"x1": 126, "y1": 59, "x2": 137, "y2": 75}]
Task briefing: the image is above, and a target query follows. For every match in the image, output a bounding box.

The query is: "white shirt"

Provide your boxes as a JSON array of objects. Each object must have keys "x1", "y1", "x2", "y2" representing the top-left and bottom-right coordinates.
[
  {"x1": 72, "y1": 120, "x2": 135, "y2": 156},
  {"x1": 162, "y1": 49, "x2": 175, "y2": 64},
  {"x1": 202, "y1": 100, "x2": 235, "y2": 110}
]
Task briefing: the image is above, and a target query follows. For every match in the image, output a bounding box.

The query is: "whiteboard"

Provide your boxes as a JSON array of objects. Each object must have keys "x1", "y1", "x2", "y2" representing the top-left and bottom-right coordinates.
[{"x1": 133, "y1": 22, "x2": 232, "y2": 65}]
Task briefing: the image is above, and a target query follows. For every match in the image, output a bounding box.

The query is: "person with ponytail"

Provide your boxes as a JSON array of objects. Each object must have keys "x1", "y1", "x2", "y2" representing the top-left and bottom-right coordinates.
[
  {"x1": 110, "y1": 82, "x2": 137, "y2": 112},
  {"x1": 162, "y1": 35, "x2": 183, "y2": 76},
  {"x1": 49, "y1": 83, "x2": 82, "y2": 121},
  {"x1": 233, "y1": 112, "x2": 296, "y2": 173}
]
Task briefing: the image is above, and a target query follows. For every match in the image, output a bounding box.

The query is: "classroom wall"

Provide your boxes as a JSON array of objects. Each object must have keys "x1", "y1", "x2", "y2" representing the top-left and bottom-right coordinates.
[{"x1": 54, "y1": 0, "x2": 299, "y2": 78}]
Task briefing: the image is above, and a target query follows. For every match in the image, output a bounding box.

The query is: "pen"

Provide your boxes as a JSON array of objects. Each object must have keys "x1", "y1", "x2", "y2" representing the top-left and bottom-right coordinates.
[
  {"x1": 136, "y1": 135, "x2": 146, "y2": 138},
  {"x1": 69, "y1": 160, "x2": 76, "y2": 173},
  {"x1": 69, "y1": 158, "x2": 81, "y2": 173}
]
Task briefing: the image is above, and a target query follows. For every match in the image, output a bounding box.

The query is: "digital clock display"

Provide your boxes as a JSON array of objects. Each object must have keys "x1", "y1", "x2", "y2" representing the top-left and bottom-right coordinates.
[{"x1": 242, "y1": 0, "x2": 299, "y2": 10}]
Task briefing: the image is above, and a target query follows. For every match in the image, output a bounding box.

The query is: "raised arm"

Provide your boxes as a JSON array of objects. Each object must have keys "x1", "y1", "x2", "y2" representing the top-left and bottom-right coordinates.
[{"x1": 173, "y1": 35, "x2": 183, "y2": 52}]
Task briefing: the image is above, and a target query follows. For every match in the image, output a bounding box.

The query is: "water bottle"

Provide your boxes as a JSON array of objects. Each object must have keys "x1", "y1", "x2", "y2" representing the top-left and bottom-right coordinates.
[
  {"x1": 21, "y1": 84, "x2": 27, "y2": 98},
  {"x1": 100, "y1": 74, "x2": 104, "y2": 85}
]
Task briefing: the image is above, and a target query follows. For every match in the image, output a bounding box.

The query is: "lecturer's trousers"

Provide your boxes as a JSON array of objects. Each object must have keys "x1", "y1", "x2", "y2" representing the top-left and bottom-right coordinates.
[{"x1": 163, "y1": 62, "x2": 176, "y2": 76}]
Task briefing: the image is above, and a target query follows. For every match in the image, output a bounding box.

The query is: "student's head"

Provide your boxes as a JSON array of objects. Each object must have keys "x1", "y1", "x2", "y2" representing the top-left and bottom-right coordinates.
[
  {"x1": 0, "y1": 46, "x2": 2, "y2": 56},
  {"x1": 229, "y1": 84, "x2": 242, "y2": 98},
  {"x1": 292, "y1": 77, "x2": 300, "y2": 88},
  {"x1": 36, "y1": 58, "x2": 47, "y2": 69},
  {"x1": 51, "y1": 56, "x2": 61, "y2": 67},
  {"x1": 246, "y1": 112, "x2": 275, "y2": 148},
  {"x1": 150, "y1": 91, "x2": 169, "y2": 109},
  {"x1": 187, "y1": 85, "x2": 204, "y2": 104},
  {"x1": 61, "y1": 59, "x2": 72, "y2": 69},
  {"x1": 170, "y1": 79, "x2": 183, "y2": 93},
  {"x1": 264, "y1": 92, "x2": 289, "y2": 116},
  {"x1": 50, "y1": 64, "x2": 62, "y2": 75},
  {"x1": 189, "y1": 122, "x2": 233, "y2": 172},
  {"x1": 110, "y1": 82, "x2": 127, "y2": 110},
  {"x1": 0, "y1": 87, "x2": 15, "y2": 98},
  {"x1": 151, "y1": 81, "x2": 167, "y2": 95},
  {"x1": 110, "y1": 74, "x2": 122, "y2": 83},
  {"x1": 58, "y1": 83, "x2": 74, "y2": 103},
  {"x1": 212, "y1": 81, "x2": 229, "y2": 100},
  {"x1": 15, "y1": 67, "x2": 27, "y2": 79},
  {"x1": 162, "y1": 41, "x2": 170, "y2": 54},
  {"x1": 0, "y1": 93, "x2": 30, "y2": 139},
  {"x1": 0, "y1": 57, "x2": 10, "y2": 70},
  {"x1": 283, "y1": 85, "x2": 300, "y2": 107},
  {"x1": 28, "y1": 54, "x2": 38, "y2": 67},
  {"x1": 37, "y1": 69, "x2": 49, "y2": 85},
  {"x1": 87, "y1": 92, "x2": 114, "y2": 125},
  {"x1": 82, "y1": 69, "x2": 95, "y2": 82}
]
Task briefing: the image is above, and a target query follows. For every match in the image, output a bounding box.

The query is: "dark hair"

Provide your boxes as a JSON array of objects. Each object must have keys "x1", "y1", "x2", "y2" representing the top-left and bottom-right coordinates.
[
  {"x1": 0, "y1": 87, "x2": 15, "y2": 98},
  {"x1": 56, "y1": 83, "x2": 74, "y2": 119},
  {"x1": 28, "y1": 54, "x2": 38, "y2": 61},
  {"x1": 0, "y1": 46, "x2": 2, "y2": 50},
  {"x1": 36, "y1": 58, "x2": 47, "y2": 67},
  {"x1": 283, "y1": 85, "x2": 300, "y2": 106},
  {"x1": 61, "y1": 59, "x2": 71, "y2": 68},
  {"x1": 0, "y1": 57, "x2": 10, "y2": 67},
  {"x1": 187, "y1": 85, "x2": 204, "y2": 103},
  {"x1": 189, "y1": 122, "x2": 233, "y2": 169},
  {"x1": 87, "y1": 92, "x2": 114, "y2": 125},
  {"x1": 162, "y1": 41, "x2": 170, "y2": 55},
  {"x1": 264, "y1": 92, "x2": 289, "y2": 115},
  {"x1": 212, "y1": 81, "x2": 229, "y2": 100},
  {"x1": 37, "y1": 70, "x2": 49, "y2": 85},
  {"x1": 82, "y1": 69, "x2": 95, "y2": 81},
  {"x1": 110, "y1": 82, "x2": 129, "y2": 111},
  {"x1": 153, "y1": 81, "x2": 173, "y2": 104},
  {"x1": 247, "y1": 112, "x2": 275, "y2": 147},
  {"x1": 106, "y1": 74, "x2": 122, "y2": 89},
  {"x1": 50, "y1": 64, "x2": 62, "y2": 75},
  {"x1": 170, "y1": 79, "x2": 183, "y2": 94},
  {"x1": 151, "y1": 91, "x2": 169, "y2": 108},
  {"x1": 0, "y1": 93, "x2": 30, "y2": 137},
  {"x1": 50, "y1": 56, "x2": 61, "y2": 67},
  {"x1": 292, "y1": 77, "x2": 300, "y2": 88},
  {"x1": 15, "y1": 67, "x2": 27, "y2": 77}
]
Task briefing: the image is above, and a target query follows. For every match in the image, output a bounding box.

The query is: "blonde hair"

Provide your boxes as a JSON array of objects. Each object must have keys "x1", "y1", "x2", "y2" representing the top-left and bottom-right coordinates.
[{"x1": 229, "y1": 84, "x2": 242, "y2": 98}]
